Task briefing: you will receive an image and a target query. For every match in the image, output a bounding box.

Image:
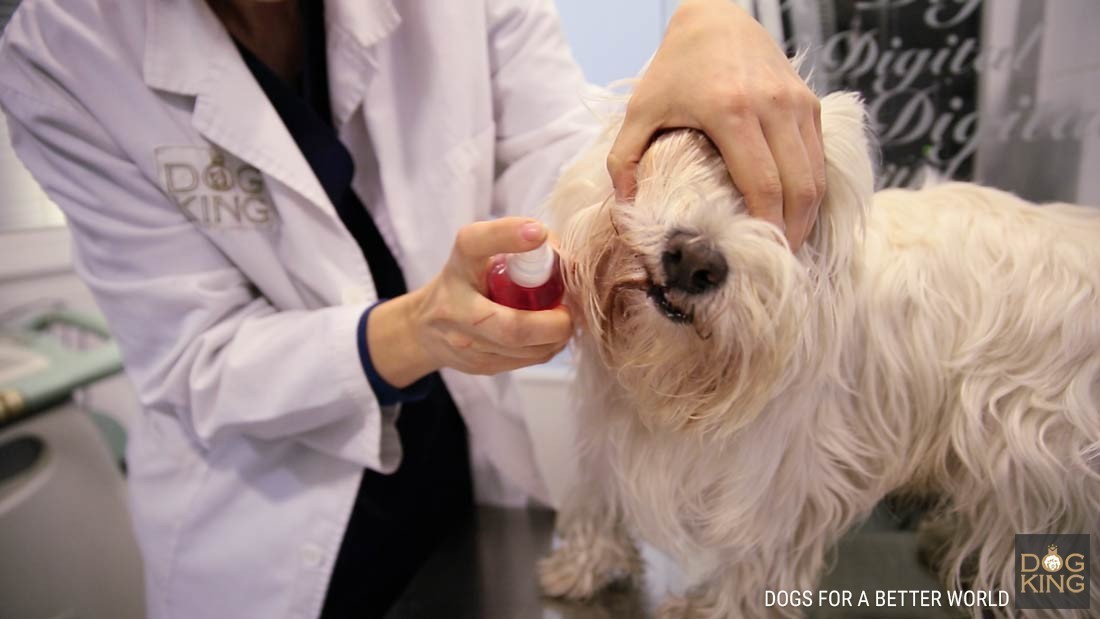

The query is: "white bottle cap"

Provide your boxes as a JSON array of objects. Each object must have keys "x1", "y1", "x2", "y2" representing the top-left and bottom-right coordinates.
[{"x1": 506, "y1": 242, "x2": 555, "y2": 288}]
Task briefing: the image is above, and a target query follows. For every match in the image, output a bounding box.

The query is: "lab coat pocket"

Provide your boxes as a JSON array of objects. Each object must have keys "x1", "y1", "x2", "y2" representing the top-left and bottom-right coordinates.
[
  {"x1": 397, "y1": 125, "x2": 498, "y2": 289},
  {"x1": 426, "y1": 124, "x2": 496, "y2": 220}
]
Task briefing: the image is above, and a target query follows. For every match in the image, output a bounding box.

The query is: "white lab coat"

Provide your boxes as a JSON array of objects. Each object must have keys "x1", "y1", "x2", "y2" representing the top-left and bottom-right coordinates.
[{"x1": 0, "y1": 0, "x2": 600, "y2": 617}]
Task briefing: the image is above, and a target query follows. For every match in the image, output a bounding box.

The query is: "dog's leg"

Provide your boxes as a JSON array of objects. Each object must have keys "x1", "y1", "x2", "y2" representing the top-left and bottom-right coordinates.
[
  {"x1": 920, "y1": 504, "x2": 1099, "y2": 619},
  {"x1": 538, "y1": 462, "x2": 641, "y2": 600},
  {"x1": 656, "y1": 549, "x2": 818, "y2": 619},
  {"x1": 920, "y1": 372, "x2": 1100, "y2": 619},
  {"x1": 538, "y1": 504, "x2": 640, "y2": 599},
  {"x1": 538, "y1": 385, "x2": 641, "y2": 600},
  {"x1": 656, "y1": 575, "x2": 804, "y2": 619}
]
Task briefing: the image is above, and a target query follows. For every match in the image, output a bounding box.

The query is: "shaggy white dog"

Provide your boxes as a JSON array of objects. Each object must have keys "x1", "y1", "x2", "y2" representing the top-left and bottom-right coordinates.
[{"x1": 538, "y1": 91, "x2": 1100, "y2": 618}]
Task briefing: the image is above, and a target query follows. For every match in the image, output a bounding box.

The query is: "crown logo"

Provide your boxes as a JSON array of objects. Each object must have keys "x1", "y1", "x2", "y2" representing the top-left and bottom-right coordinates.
[{"x1": 1042, "y1": 544, "x2": 1063, "y2": 572}]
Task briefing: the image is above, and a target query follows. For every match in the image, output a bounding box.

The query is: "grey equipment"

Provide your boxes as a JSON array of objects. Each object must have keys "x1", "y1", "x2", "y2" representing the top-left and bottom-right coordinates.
[{"x1": 0, "y1": 308, "x2": 145, "y2": 619}]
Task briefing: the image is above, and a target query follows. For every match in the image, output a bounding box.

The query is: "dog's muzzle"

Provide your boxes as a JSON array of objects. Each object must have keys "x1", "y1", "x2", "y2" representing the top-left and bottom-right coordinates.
[
  {"x1": 661, "y1": 232, "x2": 727, "y2": 295},
  {"x1": 645, "y1": 232, "x2": 728, "y2": 325}
]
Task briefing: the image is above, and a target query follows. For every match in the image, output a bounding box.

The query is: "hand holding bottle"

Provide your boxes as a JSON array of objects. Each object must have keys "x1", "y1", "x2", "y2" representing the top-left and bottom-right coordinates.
[
  {"x1": 487, "y1": 239, "x2": 564, "y2": 310},
  {"x1": 367, "y1": 218, "x2": 572, "y2": 387}
]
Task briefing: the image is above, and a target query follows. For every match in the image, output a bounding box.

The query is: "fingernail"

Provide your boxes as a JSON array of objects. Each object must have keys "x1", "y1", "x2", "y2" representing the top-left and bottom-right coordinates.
[{"x1": 521, "y1": 222, "x2": 546, "y2": 242}]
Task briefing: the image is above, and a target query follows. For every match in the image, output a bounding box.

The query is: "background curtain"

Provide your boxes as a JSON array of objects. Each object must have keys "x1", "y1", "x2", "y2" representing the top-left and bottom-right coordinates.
[{"x1": 774, "y1": 0, "x2": 1098, "y2": 205}]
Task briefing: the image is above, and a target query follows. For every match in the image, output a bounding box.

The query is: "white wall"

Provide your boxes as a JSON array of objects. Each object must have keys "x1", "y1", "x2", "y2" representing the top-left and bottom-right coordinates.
[{"x1": 553, "y1": 0, "x2": 673, "y2": 86}]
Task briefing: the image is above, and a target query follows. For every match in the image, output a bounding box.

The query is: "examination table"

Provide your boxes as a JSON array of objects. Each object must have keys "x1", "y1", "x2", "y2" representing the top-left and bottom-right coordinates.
[{"x1": 384, "y1": 505, "x2": 960, "y2": 619}]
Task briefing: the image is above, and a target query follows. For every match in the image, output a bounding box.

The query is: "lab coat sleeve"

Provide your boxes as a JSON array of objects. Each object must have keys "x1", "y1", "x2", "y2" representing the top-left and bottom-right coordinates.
[
  {"x1": 0, "y1": 86, "x2": 398, "y2": 473},
  {"x1": 486, "y1": 0, "x2": 610, "y2": 219}
]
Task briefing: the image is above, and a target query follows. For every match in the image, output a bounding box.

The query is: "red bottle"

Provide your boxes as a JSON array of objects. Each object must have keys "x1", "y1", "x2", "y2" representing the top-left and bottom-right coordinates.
[{"x1": 487, "y1": 242, "x2": 564, "y2": 310}]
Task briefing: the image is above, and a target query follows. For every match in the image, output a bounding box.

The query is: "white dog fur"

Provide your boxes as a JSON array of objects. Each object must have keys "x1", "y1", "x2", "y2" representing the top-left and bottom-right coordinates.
[{"x1": 538, "y1": 90, "x2": 1100, "y2": 618}]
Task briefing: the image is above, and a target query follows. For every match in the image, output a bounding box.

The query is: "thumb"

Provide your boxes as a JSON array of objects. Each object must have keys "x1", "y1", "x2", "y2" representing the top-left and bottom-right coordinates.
[
  {"x1": 607, "y1": 109, "x2": 658, "y2": 201},
  {"x1": 453, "y1": 217, "x2": 548, "y2": 266}
]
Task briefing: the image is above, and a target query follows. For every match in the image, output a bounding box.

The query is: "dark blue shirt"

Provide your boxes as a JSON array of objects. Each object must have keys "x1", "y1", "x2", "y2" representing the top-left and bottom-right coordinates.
[{"x1": 233, "y1": 3, "x2": 474, "y2": 616}]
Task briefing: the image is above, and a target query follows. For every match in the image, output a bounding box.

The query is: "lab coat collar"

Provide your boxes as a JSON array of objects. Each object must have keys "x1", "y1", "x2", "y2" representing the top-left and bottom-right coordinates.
[
  {"x1": 326, "y1": 0, "x2": 402, "y2": 53},
  {"x1": 143, "y1": 0, "x2": 329, "y2": 213},
  {"x1": 143, "y1": 0, "x2": 401, "y2": 125},
  {"x1": 142, "y1": 0, "x2": 401, "y2": 92},
  {"x1": 142, "y1": 0, "x2": 219, "y2": 97},
  {"x1": 141, "y1": 0, "x2": 403, "y2": 212},
  {"x1": 325, "y1": 0, "x2": 402, "y2": 127}
]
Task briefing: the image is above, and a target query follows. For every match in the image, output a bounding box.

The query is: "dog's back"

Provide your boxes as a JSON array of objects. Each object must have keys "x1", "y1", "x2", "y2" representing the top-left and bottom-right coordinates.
[{"x1": 854, "y1": 182, "x2": 1100, "y2": 611}]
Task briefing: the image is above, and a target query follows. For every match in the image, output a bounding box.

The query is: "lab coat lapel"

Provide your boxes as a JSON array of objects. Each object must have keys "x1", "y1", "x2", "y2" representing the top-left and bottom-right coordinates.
[
  {"x1": 143, "y1": 0, "x2": 333, "y2": 216},
  {"x1": 326, "y1": 1, "x2": 441, "y2": 288},
  {"x1": 326, "y1": 0, "x2": 402, "y2": 129}
]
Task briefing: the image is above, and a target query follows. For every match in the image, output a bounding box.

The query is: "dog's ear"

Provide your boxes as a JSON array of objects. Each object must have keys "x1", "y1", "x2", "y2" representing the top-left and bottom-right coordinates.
[
  {"x1": 805, "y1": 92, "x2": 876, "y2": 277},
  {"x1": 544, "y1": 124, "x2": 619, "y2": 233}
]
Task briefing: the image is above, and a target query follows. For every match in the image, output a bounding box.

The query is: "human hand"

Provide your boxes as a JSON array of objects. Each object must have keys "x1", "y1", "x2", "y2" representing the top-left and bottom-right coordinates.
[
  {"x1": 608, "y1": 0, "x2": 825, "y2": 252},
  {"x1": 368, "y1": 218, "x2": 572, "y2": 387}
]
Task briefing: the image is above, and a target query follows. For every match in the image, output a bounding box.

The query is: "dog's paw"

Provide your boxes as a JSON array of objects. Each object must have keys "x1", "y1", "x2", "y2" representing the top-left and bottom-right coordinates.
[
  {"x1": 657, "y1": 595, "x2": 695, "y2": 619},
  {"x1": 658, "y1": 591, "x2": 790, "y2": 619},
  {"x1": 657, "y1": 595, "x2": 732, "y2": 619},
  {"x1": 538, "y1": 521, "x2": 640, "y2": 600}
]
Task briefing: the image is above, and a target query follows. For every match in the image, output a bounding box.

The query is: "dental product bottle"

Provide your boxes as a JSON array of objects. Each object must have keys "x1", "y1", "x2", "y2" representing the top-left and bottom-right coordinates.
[{"x1": 487, "y1": 242, "x2": 564, "y2": 310}]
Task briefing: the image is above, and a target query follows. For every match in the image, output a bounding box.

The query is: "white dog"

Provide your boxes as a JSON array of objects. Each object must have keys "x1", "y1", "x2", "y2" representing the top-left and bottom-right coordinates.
[{"x1": 538, "y1": 91, "x2": 1100, "y2": 618}]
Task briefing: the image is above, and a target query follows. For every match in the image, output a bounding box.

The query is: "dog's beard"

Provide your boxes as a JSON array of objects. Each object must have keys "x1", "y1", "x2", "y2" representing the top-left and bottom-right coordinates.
[{"x1": 561, "y1": 196, "x2": 816, "y2": 438}]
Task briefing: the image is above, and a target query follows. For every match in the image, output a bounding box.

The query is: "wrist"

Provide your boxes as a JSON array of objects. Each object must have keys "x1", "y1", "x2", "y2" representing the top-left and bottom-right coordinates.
[
  {"x1": 664, "y1": 3, "x2": 724, "y2": 46},
  {"x1": 674, "y1": 0, "x2": 741, "y2": 18},
  {"x1": 671, "y1": 0, "x2": 746, "y2": 33},
  {"x1": 366, "y1": 290, "x2": 440, "y2": 388}
]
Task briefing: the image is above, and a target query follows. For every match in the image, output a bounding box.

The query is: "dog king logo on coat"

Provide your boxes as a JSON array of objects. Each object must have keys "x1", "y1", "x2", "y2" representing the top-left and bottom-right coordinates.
[
  {"x1": 1014, "y1": 534, "x2": 1090, "y2": 609},
  {"x1": 156, "y1": 146, "x2": 278, "y2": 229}
]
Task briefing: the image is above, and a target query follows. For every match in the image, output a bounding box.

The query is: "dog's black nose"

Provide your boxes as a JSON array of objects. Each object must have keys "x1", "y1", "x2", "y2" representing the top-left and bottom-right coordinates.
[{"x1": 662, "y1": 233, "x2": 728, "y2": 295}]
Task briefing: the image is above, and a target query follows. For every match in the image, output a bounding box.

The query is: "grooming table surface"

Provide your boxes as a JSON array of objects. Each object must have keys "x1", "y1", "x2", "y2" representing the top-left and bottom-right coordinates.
[{"x1": 384, "y1": 506, "x2": 960, "y2": 619}]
